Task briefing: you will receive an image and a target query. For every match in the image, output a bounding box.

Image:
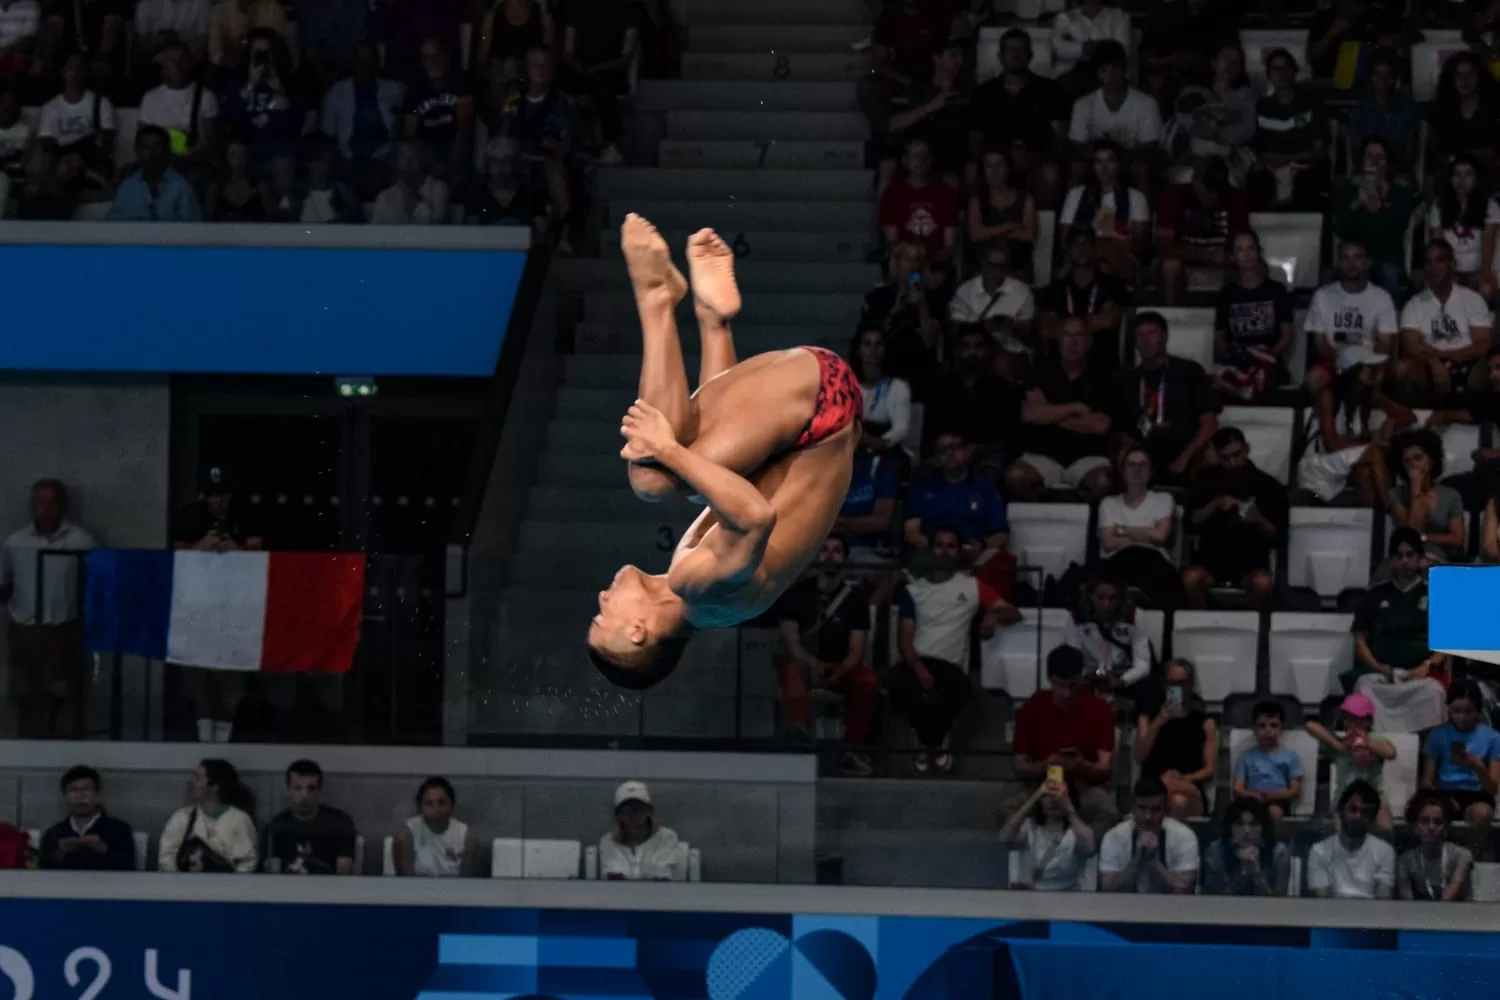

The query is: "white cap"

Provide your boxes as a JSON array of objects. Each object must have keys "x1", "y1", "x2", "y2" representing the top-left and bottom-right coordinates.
[
  {"x1": 1342, "y1": 346, "x2": 1389, "y2": 368},
  {"x1": 614, "y1": 780, "x2": 652, "y2": 808}
]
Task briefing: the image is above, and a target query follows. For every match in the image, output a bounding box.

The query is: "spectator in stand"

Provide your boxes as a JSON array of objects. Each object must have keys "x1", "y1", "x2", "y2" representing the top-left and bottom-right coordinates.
[
  {"x1": 205, "y1": 135, "x2": 265, "y2": 220},
  {"x1": 158, "y1": 758, "x2": 258, "y2": 873},
  {"x1": 0, "y1": 85, "x2": 30, "y2": 213},
  {"x1": 260, "y1": 758, "x2": 358, "y2": 874},
  {"x1": 1116, "y1": 311, "x2": 1221, "y2": 484},
  {"x1": 1400, "y1": 792, "x2": 1473, "y2": 901},
  {"x1": 393, "y1": 776, "x2": 477, "y2": 877},
  {"x1": 1212, "y1": 231, "x2": 1293, "y2": 403},
  {"x1": 39, "y1": 765, "x2": 135, "y2": 871},
  {"x1": 133, "y1": 0, "x2": 212, "y2": 78},
  {"x1": 404, "y1": 37, "x2": 473, "y2": 187},
  {"x1": 207, "y1": 0, "x2": 287, "y2": 69},
  {"x1": 904, "y1": 431, "x2": 1008, "y2": 557},
  {"x1": 1134, "y1": 658, "x2": 1217, "y2": 819},
  {"x1": 1247, "y1": 49, "x2": 1327, "y2": 211},
  {"x1": 467, "y1": 143, "x2": 546, "y2": 238},
  {"x1": 560, "y1": 0, "x2": 637, "y2": 164},
  {"x1": 858, "y1": 0, "x2": 965, "y2": 154},
  {"x1": 108, "y1": 125, "x2": 200, "y2": 221},
  {"x1": 1306, "y1": 693, "x2": 1396, "y2": 832},
  {"x1": 850, "y1": 329, "x2": 912, "y2": 461},
  {"x1": 489, "y1": 46, "x2": 574, "y2": 246},
  {"x1": 882, "y1": 36, "x2": 968, "y2": 196},
  {"x1": 948, "y1": 240, "x2": 1034, "y2": 381},
  {"x1": 1098, "y1": 447, "x2": 1182, "y2": 608},
  {"x1": 777, "y1": 535, "x2": 879, "y2": 777},
  {"x1": 220, "y1": 28, "x2": 310, "y2": 169},
  {"x1": 1065, "y1": 574, "x2": 1151, "y2": 694},
  {"x1": 1067, "y1": 43, "x2": 1160, "y2": 195},
  {"x1": 1230, "y1": 700, "x2": 1303, "y2": 822},
  {"x1": 880, "y1": 137, "x2": 959, "y2": 281},
  {"x1": 836, "y1": 447, "x2": 898, "y2": 564},
  {"x1": 38, "y1": 54, "x2": 115, "y2": 181},
  {"x1": 1306, "y1": 780, "x2": 1395, "y2": 898},
  {"x1": 1428, "y1": 156, "x2": 1499, "y2": 299},
  {"x1": 968, "y1": 28, "x2": 1067, "y2": 210},
  {"x1": 290, "y1": 134, "x2": 362, "y2": 224},
  {"x1": 893, "y1": 525, "x2": 1018, "y2": 774},
  {"x1": 1155, "y1": 157, "x2": 1249, "y2": 307},
  {"x1": 1307, "y1": 0, "x2": 1409, "y2": 81},
  {"x1": 476, "y1": 0, "x2": 554, "y2": 87},
  {"x1": 1008, "y1": 316, "x2": 1114, "y2": 501},
  {"x1": 1386, "y1": 430, "x2": 1465, "y2": 565},
  {"x1": 967, "y1": 148, "x2": 1036, "y2": 281},
  {"x1": 1201, "y1": 798, "x2": 1290, "y2": 896},
  {"x1": 600, "y1": 781, "x2": 682, "y2": 880},
  {"x1": 1334, "y1": 137, "x2": 1415, "y2": 299},
  {"x1": 0, "y1": 0, "x2": 42, "y2": 102},
  {"x1": 321, "y1": 39, "x2": 404, "y2": 201},
  {"x1": 1099, "y1": 773, "x2": 1199, "y2": 893},
  {"x1": 0, "y1": 478, "x2": 95, "y2": 739},
  {"x1": 1351, "y1": 528, "x2": 1450, "y2": 733},
  {"x1": 44, "y1": 0, "x2": 124, "y2": 99},
  {"x1": 372, "y1": 139, "x2": 449, "y2": 224},
  {"x1": 1297, "y1": 364, "x2": 1409, "y2": 506},
  {"x1": 1428, "y1": 53, "x2": 1499, "y2": 175},
  {"x1": 374, "y1": 0, "x2": 462, "y2": 87},
  {"x1": 998, "y1": 774, "x2": 1098, "y2": 891},
  {"x1": 1396, "y1": 240, "x2": 1492, "y2": 403},
  {"x1": 1171, "y1": 43, "x2": 1256, "y2": 188},
  {"x1": 1422, "y1": 679, "x2": 1500, "y2": 856},
  {"x1": 1304, "y1": 241, "x2": 1398, "y2": 400},
  {"x1": 1182, "y1": 427, "x2": 1285, "y2": 611},
  {"x1": 923, "y1": 329, "x2": 1018, "y2": 465},
  {"x1": 858, "y1": 241, "x2": 942, "y2": 390},
  {"x1": 1036, "y1": 227, "x2": 1129, "y2": 366},
  {"x1": 172, "y1": 466, "x2": 263, "y2": 742},
  {"x1": 13, "y1": 145, "x2": 84, "y2": 219},
  {"x1": 1050, "y1": 0, "x2": 1130, "y2": 98},
  {"x1": 1138, "y1": 0, "x2": 1237, "y2": 107},
  {"x1": 139, "y1": 42, "x2": 218, "y2": 172},
  {"x1": 1013, "y1": 645, "x2": 1120, "y2": 837},
  {"x1": 1060, "y1": 139, "x2": 1149, "y2": 279},
  {"x1": 296, "y1": 0, "x2": 369, "y2": 88},
  {"x1": 1348, "y1": 49, "x2": 1418, "y2": 175}
]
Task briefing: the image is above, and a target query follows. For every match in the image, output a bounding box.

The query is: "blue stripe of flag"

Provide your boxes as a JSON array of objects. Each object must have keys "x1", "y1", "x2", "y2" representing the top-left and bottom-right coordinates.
[{"x1": 84, "y1": 550, "x2": 173, "y2": 660}]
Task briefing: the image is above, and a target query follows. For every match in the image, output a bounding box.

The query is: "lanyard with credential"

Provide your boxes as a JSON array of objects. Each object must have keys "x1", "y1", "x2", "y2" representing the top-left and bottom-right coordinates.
[{"x1": 1139, "y1": 373, "x2": 1166, "y2": 426}]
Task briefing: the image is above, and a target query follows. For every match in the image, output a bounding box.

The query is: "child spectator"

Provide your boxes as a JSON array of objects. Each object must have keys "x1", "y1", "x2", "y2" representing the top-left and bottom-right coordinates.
[
  {"x1": 158, "y1": 758, "x2": 258, "y2": 873},
  {"x1": 1398, "y1": 791, "x2": 1472, "y2": 901},
  {"x1": 600, "y1": 781, "x2": 683, "y2": 880},
  {"x1": 1421, "y1": 679, "x2": 1500, "y2": 856},
  {"x1": 1310, "y1": 696, "x2": 1396, "y2": 832},
  {"x1": 392, "y1": 776, "x2": 476, "y2": 877},
  {"x1": 1230, "y1": 700, "x2": 1303, "y2": 821}
]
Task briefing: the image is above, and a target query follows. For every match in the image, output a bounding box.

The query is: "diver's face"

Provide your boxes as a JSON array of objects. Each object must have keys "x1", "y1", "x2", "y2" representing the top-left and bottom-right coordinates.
[{"x1": 591, "y1": 565, "x2": 655, "y2": 649}]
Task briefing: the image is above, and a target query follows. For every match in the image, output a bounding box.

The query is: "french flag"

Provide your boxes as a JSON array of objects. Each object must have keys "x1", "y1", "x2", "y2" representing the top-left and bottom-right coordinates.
[{"x1": 84, "y1": 550, "x2": 366, "y2": 672}]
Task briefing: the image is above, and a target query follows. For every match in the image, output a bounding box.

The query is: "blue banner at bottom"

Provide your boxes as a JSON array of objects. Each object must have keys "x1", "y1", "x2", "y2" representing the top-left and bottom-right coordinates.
[{"x1": 0, "y1": 897, "x2": 1494, "y2": 1000}]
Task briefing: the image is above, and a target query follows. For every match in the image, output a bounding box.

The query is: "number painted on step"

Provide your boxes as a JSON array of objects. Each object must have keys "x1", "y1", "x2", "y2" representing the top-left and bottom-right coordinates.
[
  {"x1": 731, "y1": 233, "x2": 751, "y2": 258},
  {"x1": 656, "y1": 525, "x2": 677, "y2": 551},
  {"x1": 773, "y1": 53, "x2": 791, "y2": 79}
]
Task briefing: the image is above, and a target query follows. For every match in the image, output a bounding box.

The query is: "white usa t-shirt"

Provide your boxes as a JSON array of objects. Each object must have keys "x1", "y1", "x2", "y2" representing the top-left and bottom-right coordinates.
[
  {"x1": 1399, "y1": 284, "x2": 1492, "y2": 354},
  {"x1": 1067, "y1": 87, "x2": 1162, "y2": 149},
  {"x1": 1304, "y1": 281, "x2": 1398, "y2": 372},
  {"x1": 1098, "y1": 817, "x2": 1200, "y2": 893},
  {"x1": 38, "y1": 90, "x2": 115, "y2": 148},
  {"x1": 1427, "y1": 199, "x2": 1500, "y2": 275}
]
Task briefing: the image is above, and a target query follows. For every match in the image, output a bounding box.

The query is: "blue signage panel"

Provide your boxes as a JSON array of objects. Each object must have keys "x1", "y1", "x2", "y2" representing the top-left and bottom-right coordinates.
[
  {"x1": 0, "y1": 245, "x2": 527, "y2": 376},
  {"x1": 0, "y1": 897, "x2": 1494, "y2": 999}
]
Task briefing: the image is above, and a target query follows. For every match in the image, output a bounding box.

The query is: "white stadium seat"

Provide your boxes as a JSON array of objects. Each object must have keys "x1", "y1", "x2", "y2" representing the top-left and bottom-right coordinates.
[
  {"x1": 1287, "y1": 507, "x2": 1373, "y2": 597},
  {"x1": 1137, "y1": 608, "x2": 1165, "y2": 664},
  {"x1": 492, "y1": 838, "x2": 582, "y2": 879},
  {"x1": 1240, "y1": 30, "x2": 1311, "y2": 88},
  {"x1": 1411, "y1": 37, "x2": 1467, "y2": 104},
  {"x1": 1473, "y1": 861, "x2": 1500, "y2": 902},
  {"x1": 585, "y1": 843, "x2": 700, "y2": 880},
  {"x1": 382, "y1": 836, "x2": 395, "y2": 875},
  {"x1": 1268, "y1": 612, "x2": 1354, "y2": 707},
  {"x1": 1222, "y1": 406, "x2": 1296, "y2": 485},
  {"x1": 1034, "y1": 210, "x2": 1056, "y2": 288},
  {"x1": 1169, "y1": 611, "x2": 1259, "y2": 705},
  {"x1": 980, "y1": 607, "x2": 1069, "y2": 696},
  {"x1": 1007, "y1": 849, "x2": 1097, "y2": 889},
  {"x1": 1328, "y1": 732, "x2": 1419, "y2": 820},
  {"x1": 1250, "y1": 213, "x2": 1322, "y2": 290},
  {"x1": 354, "y1": 835, "x2": 366, "y2": 874},
  {"x1": 114, "y1": 107, "x2": 138, "y2": 171},
  {"x1": 1006, "y1": 503, "x2": 1090, "y2": 583},
  {"x1": 1139, "y1": 307, "x2": 1213, "y2": 371},
  {"x1": 134, "y1": 831, "x2": 149, "y2": 871},
  {"x1": 1229, "y1": 727, "x2": 1319, "y2": 817}
]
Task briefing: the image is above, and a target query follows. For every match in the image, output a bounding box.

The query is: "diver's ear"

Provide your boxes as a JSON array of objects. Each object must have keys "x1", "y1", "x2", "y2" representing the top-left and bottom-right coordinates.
[{"x1": 625, "y1": 620, "x2": 649, "y2": 645}]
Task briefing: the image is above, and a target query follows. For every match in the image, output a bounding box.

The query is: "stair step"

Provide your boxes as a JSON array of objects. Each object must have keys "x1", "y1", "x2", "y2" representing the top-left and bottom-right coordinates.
[
  {"x1": 683, "y1": 51, "x2": 867, "y2": 82},
  {"x1": 581, "y1": 290, "x2": 865, "y2": 327},
  {"x1": 634, "y1": 80, "x2": 858, "y2": 113},
  {"x1": 575, "y1": 321, "x2": 845, "y2": 355},
  {"x1": 666, "y1": 110, "x2": 868, "y2": 141},
  {"x1": 518, "y1": 520, "x2": 696, "y2": 554},
  {"x1": 601, "y1": 199, "x2": 876, "y2": 233},
  {"x1": 659, "y1": 138, "x2": 864, "y2": 170},
  {"x1": 526, "y1": 485, "x2": 705, "y2": 521},
  {"x1": 686, "y1": 0, "x2": 868, "y2": 25},
  {"x1": 554, "y1": 257, "x2": 877, "y2": 294},
  {"x1": 601, "y1": 226, "x2": 877, "y2": 262},
  {"x1": 509, "y1": 547, "x2": 673, "y2": 586},
  {"x1": 688, "y1": 24, "x2": 868, "y2": 52},
  {"x1": 597, "y1": 167, "x2": 871, "y2": 202}
]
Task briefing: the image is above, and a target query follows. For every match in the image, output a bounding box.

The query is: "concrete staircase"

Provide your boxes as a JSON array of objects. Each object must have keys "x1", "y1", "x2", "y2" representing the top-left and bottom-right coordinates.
[{"x1": 472, "y1": 0, "x2": 881, "y2": 742}]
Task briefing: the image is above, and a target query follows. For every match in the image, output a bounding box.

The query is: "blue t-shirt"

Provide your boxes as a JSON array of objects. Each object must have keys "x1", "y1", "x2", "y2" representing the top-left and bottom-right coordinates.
[
  {"x1": 841, "y1": 451, "x2": 898, "y2": 548},
  {"x1": 1234, "y1": 745, "x2": 1304, "y2": 794},
  {"x1": 1424, "y1": 722, "x2": 1500, "y2": 791},
  {"x1": 905, "y1": 472, "x2": 1008, "y2": 544}
]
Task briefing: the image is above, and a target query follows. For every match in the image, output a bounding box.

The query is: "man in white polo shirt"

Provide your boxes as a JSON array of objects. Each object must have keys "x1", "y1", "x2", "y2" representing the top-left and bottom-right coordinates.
[{"x1": 0, "y1": 478, "x2": 97, "y2": 737}]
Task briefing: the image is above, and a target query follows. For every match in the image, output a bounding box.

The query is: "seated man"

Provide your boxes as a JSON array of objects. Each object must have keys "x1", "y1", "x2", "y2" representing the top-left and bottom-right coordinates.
[
  {"x1": 1182, "y1": 427, "x2": 1286, "y2": 610},
  {"x1": 1154, "y1": 158, "x2": 1247, "y2": 307},
  {"x1": 107, "y1": 126, "x2": 200, "y2": 222},
  {"x1": 1349, "y1": 528, "x2": 1449, "y2": 734},
  {"x1": 880, "y1": 137, "x2": 959, "y2": 279},
  {"x1": 903, "y1": 430, "x2": 1008, "y2": 560},
  {"x1": 1395, "y1": 239, "x2": 1492, "y2": 404},
  {"x1": 1007, "y1": 316, "x2": 1114, "y2": 501},
  {"x1": 39, "y1": 765, "x2": 136, "y2": 871},
  {"x1": 1304, "y1": 241, "x2": 1398, "y2": 400},
  {"x1": 1115, "y1": 311, "x2": 1220, "y2": 484},
  {"x1": 1036, "y1": 227, "x2": 1129, "y2": 368},
  {"x1": 1098, "y1": 773, "x2": 1199, "y2": 893},
  {"x1": 1306, "y1": 780, "x2": 1395, "y2": 899},
  {"x1": 589, "y1": 217, "x2": 862, "y2": 688},
  {"x1": 948, "y1": 240, "x2": 1034, "y2": 381}
]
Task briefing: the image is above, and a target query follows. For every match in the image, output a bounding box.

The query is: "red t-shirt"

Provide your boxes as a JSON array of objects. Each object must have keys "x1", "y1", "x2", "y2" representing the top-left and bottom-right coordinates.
[
  {"x1": 1012, "y1": 688, "x2": 1117, "y2": 766},
  {"x1": 1155, "y1": 184, "x2": 1249, "y2": 259},
  {"x1": 872, "y1": 6, "x2": 952, "y2": 79},
  {"x1": 879, "y1": 179, "x2": 959, "y2": 258}
]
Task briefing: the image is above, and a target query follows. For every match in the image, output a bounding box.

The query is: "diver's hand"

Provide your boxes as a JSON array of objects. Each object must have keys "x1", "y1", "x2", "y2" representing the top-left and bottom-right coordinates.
[{"x1": 621, "y1": 398, "x2": 679, "y2": 463}]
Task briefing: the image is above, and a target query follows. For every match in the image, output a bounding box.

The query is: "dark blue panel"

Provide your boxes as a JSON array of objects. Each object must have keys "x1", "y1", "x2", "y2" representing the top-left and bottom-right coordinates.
[{"x1": 0, "y1": 245, "x2": 526, "y2": 375}]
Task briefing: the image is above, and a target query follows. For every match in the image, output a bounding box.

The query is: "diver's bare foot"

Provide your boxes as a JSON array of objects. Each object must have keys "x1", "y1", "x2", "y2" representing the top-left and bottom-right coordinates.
[
  {"x1": 686, "y1": 228, "x2": 742, "y2": 320},
  {"x1": 622, "y1": 213, "x2": 687, "y2": 303}
]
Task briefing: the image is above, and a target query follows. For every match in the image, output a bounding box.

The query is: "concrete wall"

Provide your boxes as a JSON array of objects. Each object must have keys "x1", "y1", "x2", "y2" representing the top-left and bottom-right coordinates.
[{"x1": 0, "y1": 741, "x2": 817, "y2": 884}]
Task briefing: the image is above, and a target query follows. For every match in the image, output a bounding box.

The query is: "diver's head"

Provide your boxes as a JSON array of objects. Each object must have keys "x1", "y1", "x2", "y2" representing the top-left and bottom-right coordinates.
[{"x1": 588, "y1": 564, "x2": 693, "y2": 690}]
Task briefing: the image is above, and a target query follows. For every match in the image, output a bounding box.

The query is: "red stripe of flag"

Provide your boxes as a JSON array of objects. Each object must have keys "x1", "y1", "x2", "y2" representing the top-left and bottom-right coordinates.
[{"x1": 260, "y1": 553, "x2": 367, "y2": 673}]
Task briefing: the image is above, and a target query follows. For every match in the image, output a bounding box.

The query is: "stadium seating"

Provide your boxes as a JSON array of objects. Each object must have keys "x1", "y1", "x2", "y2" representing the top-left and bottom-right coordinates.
[
  {"x1": 1169, "y1": 611, "x2": 1260, "y2": 706},
  {"x1": 1005, "y1": 503, "x2": 1091, "y2": 583},
  {"x1": 1267, "y1": 612, "x2": 1355, "y2": 709},
  {"x1": 1410, "y1": 33, "x2": 1467, "y2": 104},
  {"x1": 1006, "y1": 850, "x2": 1098, "y2": 890},
  {"x1": 979, "y1": 607, "x2": 1069, "y2": 697},
  {"x1": 583, "y1": 842, "x2": 701, "y2": 881},
  {"x1": 1287, "y1": 508, "x2": 1374, "y2": 598},
  {"x1": 1227, "y1": 727, "x2": 1319, "y2": 817},
  {"x1": 1249, "y1": 213, "x2": 1323, "y2": 291},
  {"x1": 1144, "y1": 308, "x2": 1214, "y2": 371},
  {"x1": 491, "y1": 838, "x2": 583, "y2": 879},
  {"x1": 1222, "y1": 407, "x2": 1296, "y2": 485}
]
